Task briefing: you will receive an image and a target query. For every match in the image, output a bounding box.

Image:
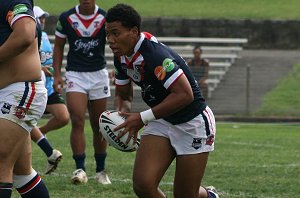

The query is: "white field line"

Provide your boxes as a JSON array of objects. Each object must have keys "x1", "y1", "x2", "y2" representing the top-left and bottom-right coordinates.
[{"x1": 40, "y1": 172, "x2": 174, "y2": 185}]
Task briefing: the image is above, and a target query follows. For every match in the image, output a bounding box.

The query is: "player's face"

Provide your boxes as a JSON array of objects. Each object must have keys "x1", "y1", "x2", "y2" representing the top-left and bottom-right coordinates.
[
  {"x1": 105, "y1": 21, "x2": 139, "y2": 57},
  {"x1": 79, "y1": 0, "x2": 96, "y2": 11}
]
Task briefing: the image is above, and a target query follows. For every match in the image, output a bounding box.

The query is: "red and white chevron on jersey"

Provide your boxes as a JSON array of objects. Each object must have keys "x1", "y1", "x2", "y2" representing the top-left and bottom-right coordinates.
[{"x1": 67, "y1": 13, "x2": 105, "y2": 37}]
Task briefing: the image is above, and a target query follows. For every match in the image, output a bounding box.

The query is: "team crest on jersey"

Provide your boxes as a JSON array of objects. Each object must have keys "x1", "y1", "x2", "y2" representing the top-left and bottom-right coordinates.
[
  {"x1": 72, "y1": 22, "x2": 79, "y2": 29},
  {"x1": 192, "y1": 138, "x2": 202, "y2": 150},
  {"x1": 1, "y1": 103, "x2": 12, "y2": 114}
]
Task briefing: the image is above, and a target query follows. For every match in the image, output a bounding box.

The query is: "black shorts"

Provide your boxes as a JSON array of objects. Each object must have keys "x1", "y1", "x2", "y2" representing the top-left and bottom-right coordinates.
[{"x1": 47, "y1": 92, "x2": 65, "y2": 105}]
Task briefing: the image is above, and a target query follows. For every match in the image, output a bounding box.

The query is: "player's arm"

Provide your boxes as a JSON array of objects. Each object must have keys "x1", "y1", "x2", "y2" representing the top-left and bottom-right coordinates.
[
  {"x1": 0, "y1": 17, "x2": 36, "y2": 62},
  {"x1": 115, "y1": 83, "x2": 133, "y2": 112},
  {"x1": 52, "y1": 36, "x2": 66, "y2": 93},
  {"x1": 152, "y1": 73, "x2": 194, "y2": 119}
]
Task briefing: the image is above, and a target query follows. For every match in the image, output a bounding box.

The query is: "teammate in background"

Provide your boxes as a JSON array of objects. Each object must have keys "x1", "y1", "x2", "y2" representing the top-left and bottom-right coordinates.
[
  {"x1": 53, "y1": 0, "x2": 111, "y2": 184},
  {"x1": 0, "y1": 1, "x2": 50, "y2": 197},
  {"x1": 187, "y1": 46, "x2": 210, "y2": 99},
  {"x1": 30, "y1": 6, "x2": 70, "y2": 175},
  {"x1": 105, "y1": 4, "x2": 219, "y2": 198}
]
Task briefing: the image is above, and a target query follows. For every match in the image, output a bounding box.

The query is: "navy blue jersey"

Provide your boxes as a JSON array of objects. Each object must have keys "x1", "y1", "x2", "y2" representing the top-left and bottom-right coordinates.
[
  {"x1": 55, "y1": 5, "x2": 106, "y2": 72},
  {"x1": 114, "y1": 32, "x2": 207, "y2": 124},
  {"x1": 0, "y1": 0, "x2": 35, "y2": 46}
]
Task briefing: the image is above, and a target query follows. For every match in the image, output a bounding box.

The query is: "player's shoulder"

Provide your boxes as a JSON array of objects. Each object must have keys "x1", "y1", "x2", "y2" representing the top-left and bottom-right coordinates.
[{"x1": 96, "y1": 6, "x2": 106, "y2": 16}]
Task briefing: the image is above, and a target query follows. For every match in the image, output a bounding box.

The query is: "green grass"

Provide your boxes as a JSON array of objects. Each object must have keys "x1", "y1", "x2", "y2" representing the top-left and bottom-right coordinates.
[
  {"x1": 11, "y1": 120, "x2": 300, "y2": 197},
  {"x1": 255, "y1": 63, "x2": 300, "y2": 117},
  {"x1": 34, "y1": 0, "x2": 300, "y2": 19}
]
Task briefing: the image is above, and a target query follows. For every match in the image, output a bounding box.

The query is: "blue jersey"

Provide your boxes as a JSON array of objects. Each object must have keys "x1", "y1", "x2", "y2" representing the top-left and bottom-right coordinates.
[
  {"x1": 55, "y1": 5, "x2": 106, "y2": 72},
  {"x1": 114, "y1": 32, "x2": 207, "y2": 125},
  {"x1": 0, "y1": 0, "x2": 35, "y2": 45},
  {"x1": 40, "y1": 31, "x2": 54, "y2": 96}
]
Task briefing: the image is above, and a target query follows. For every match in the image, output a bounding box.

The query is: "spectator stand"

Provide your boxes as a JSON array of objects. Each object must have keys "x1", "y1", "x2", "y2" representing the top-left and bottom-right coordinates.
[{"x1": 48, "y1": 35, "x2": 247, "y2": 110}]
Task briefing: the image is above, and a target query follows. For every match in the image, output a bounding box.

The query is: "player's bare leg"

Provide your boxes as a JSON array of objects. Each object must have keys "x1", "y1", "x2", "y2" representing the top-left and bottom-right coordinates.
[
  {"x1": 88, "y1": 98, "x2": 111, "y2": 184},
  {"x1": 40, "y1": 103, "x2": 69, "y2": 134},
  {"x1": 174, "y1": 152, "x2": 209, "y2": 198},
  {"x1": 133, "y1": 135, "x2": 175, "y2": 198}
]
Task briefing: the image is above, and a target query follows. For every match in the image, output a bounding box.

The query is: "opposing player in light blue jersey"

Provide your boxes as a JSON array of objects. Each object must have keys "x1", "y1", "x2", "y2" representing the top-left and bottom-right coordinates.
[
  {"x1": 30, "y1": 6, "x2": 70, "y2": 175},
  {"x1": 53, "y1": 0, "x2": 111, "y2": 185}
]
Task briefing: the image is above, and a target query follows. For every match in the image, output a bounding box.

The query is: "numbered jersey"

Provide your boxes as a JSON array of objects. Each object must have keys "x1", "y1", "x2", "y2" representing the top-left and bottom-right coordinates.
[
  {"x1": 0, "y1": 0, "x2": 35, "y2": 45},
  {"x1": 55, "y1": 5, "x2": 106, "y2": 72},
  {"x1": 114, "y1": 32, "x2": 207, "y2": 124}
]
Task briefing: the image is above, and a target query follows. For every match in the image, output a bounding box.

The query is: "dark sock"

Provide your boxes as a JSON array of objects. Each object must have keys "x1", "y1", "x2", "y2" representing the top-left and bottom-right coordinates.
[
  {"x1": 37, "y1": 137, "x2": 53, "y2": 157},
  {"x1": 73, "y1": 153, "x2": 86, "y2": 171},
  {"x1": 0, "y1": 182, "x2": 13, "y2": 198},
  {"x1": 17, "y1": 174, "x2": 50, "y2": 198},
  {"x1": 94, "y1": 152, "x2": 107, "y2": 172}
]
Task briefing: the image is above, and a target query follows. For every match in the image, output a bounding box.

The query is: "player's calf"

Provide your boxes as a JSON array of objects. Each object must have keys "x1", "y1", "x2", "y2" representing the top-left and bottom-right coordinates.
[{"x1": 14, "y1": 169, "x2": 50, "y2": 198}]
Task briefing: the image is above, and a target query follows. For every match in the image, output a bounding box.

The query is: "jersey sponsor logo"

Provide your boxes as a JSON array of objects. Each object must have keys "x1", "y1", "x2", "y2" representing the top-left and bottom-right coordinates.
[
  {"x1": 12, "y1": 4, "x2": 28, "y2": 15},
  {"x1": 7, "y1": 4, "x2": 28, "y2": 24},
  {"x1": 192, "y1": 138, "x2": 202, "y2": 149},
  {"x1": 162, "y1": 58, "x2": 175, "y2": 72},
  {"x1": 74, "y1": 39, "x2": 99, "y2": 55},
  {"x1": 56, "y1": 20, "x2": 63, "y2": 31},
  {"x1": 154, "y1": 66, "x2": 166, "y2": 80},
  {"x1": 6, "y1": 11, "x2": 14, "y2": 25},
  {"x1": 154, "y1": 58, "x2": 175, "y2": 80},
  {"x1": 1, "y1": 103, "x2": 12, "y2": 114}
]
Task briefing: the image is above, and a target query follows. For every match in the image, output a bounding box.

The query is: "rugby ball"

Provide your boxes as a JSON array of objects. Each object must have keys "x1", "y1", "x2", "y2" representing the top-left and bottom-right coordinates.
[{"x1": 99, "y1": 110, "x2": 140, "y2": 152}]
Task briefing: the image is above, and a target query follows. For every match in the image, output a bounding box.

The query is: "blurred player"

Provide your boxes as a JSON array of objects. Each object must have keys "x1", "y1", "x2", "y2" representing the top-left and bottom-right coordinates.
[
  {"x1": 30, "y1": 6, "x2": 70, "y2": 175},
  {"x1": 53, "y1": 0, "x2": 111, "y2": 184},
  {"x1": 105, "y1": 4, "x2": 219, "y2": 198},
  {"x1": 0, "y1": 1, "x2": 50, "y2": 197}
]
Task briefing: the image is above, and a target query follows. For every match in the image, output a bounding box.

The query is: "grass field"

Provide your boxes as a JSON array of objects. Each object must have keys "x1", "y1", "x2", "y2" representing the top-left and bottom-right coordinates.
[
  {"x1": 254, "y1": 63, "x2": 300, "y2": 117},
  {"x1": 11, "y1": 120, "x2": 300, "y2": 198},
  {"x1": 34, "y1": 0, "x2": 300, "y2": 19}
]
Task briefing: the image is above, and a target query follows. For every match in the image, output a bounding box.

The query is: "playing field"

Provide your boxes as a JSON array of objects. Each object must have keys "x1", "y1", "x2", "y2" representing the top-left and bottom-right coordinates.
[
  {"x1": 11, "y1": 120, "x2": 300, "y2": 198},
  {"x1": 34, "y1": 0, "x2": 300, "y2": 19}
]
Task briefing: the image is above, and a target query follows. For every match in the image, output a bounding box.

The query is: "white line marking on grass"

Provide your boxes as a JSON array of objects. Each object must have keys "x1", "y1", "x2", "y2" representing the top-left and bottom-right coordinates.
[
  {"x1": 41, "y1": 173, "x2": 174, "y2": 185},
  {"x1": 230, "y1": 141, "x2": 283, "y2": 148}
]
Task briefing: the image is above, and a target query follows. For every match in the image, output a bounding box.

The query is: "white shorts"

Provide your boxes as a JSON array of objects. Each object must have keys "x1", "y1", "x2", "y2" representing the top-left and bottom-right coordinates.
[
  {"x1": 0, "y1": 81, "x2": 47, "y2": 133},
  {"x1": 65, "y1": 70, "x2": 111, "y2": 100},
  {"x1": 142, "y1": 106, "x2": 216, "y2": 155}
]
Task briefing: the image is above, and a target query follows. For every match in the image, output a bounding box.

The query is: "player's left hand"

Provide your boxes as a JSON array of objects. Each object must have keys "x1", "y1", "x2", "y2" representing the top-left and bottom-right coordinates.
[{"x1": 114, "y1": 112, "x2": 144, "y2": 145}]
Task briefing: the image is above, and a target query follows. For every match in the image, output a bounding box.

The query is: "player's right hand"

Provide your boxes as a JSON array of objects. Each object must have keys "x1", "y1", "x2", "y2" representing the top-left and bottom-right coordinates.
[{"x1": 53, "y1": 75, "x2": 64, "y2": 93}]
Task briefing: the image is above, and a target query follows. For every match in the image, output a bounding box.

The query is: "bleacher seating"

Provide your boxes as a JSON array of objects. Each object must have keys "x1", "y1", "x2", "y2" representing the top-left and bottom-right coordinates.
[{"x1": 48, "y1": 35, "x2": 247, "y2": 99}]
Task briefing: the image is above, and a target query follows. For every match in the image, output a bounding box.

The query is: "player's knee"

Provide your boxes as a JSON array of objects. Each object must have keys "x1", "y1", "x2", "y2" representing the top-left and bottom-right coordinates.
[
  {"x1": 57, "y1": 114, "x2": 69, "y2": 127},
  {"x1": 133, "y1": 175, "x2": 157, "y2": 196}
]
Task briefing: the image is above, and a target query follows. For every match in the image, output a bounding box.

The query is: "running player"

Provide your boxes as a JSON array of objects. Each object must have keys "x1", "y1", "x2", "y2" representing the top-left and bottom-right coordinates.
[
  {"x1": 0, "y1": 0, "x2": 50, "y2": 197},
  {"x1": 105, "y1": 4, "x2": 219, "y2": 198}
]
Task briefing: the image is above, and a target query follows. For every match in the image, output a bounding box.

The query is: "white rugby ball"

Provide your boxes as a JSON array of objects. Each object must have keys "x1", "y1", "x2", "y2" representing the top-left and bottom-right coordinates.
[{"x1": 99, "y1": 110, "x2": 140, "y2": 152}]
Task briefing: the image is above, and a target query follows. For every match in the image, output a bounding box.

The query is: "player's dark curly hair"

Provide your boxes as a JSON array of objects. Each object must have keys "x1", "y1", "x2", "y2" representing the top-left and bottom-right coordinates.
[{"x1": 106, "y1": 4, "x2": 141, "y2": 33}]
